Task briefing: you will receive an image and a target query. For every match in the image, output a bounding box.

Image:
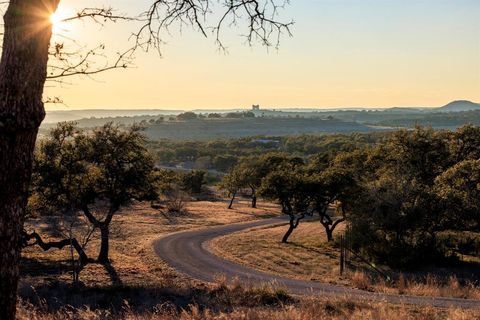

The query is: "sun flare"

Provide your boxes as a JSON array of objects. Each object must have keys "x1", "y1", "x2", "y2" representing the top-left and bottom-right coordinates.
[
  {"x1": 49, "y1": 12, "x2": 62, "y2": 26},
  {"x1": 49, "y1": 6, "x2": 71, "y2": 33}
]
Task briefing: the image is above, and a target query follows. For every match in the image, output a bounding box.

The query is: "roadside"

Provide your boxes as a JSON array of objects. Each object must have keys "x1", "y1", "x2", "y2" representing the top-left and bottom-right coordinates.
[{"x1": 210, "y1": 220, "x2": 480, "y2": 300}]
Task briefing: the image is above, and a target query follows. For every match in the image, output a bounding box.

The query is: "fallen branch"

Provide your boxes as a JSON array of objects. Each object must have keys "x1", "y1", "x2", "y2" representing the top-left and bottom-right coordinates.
[{"x1": 21, "y1": 230, "x2": 92, "y2": 266}]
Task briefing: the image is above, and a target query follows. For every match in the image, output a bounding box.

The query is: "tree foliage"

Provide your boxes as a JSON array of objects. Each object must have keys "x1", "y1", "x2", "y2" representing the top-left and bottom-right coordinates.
[
  {"x1": 348, "y1": 126, "x2": 480, "y2": 268},
  {"x1": 32, "y1": 122, "x2": 158, "y2": 263}
]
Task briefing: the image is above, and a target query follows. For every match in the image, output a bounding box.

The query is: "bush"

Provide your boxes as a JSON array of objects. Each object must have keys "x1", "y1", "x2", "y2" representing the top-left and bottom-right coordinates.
[
  {"x1": 177, "y1": 112, "x2": 198, "y2": 121},
  {"x1": 181, "y1": 170, "x2": 206, "y2": 194},
  {"x1": 165, "y1": 188, "x2": 188, "y2": 214}
]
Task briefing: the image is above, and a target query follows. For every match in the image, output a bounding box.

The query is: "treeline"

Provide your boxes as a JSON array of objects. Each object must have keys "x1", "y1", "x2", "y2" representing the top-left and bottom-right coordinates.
[
  {"x1": 374, "y1": 110, "x2": 480, "y2": 128},
  {"x1": 148, "y1": 133, "x2": 384, "y2": 172},
  {"x1": 222, "y1": 125, "x2": 480, "y2": 268}
]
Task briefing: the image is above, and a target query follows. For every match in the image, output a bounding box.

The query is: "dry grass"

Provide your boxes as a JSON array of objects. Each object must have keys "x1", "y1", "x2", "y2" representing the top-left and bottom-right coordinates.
[
  {"x1": 210, "y1": 220, "x2": 480, "y2": 299},
  {"x1": 17, "y1": 274, "x2": 480, "y2": 319},
  {"x1": 210, "y1": 220, "x2": 347, "y2": 284},
  {"x1": 17, "y1": 295, "x2": 480, "y2": 320},
  {"x1": 360, "y1": 273, "x2": 480, "y2": 300},
  {"x1": 21, "y1": 197, "x2": 281, "y2": 289}
]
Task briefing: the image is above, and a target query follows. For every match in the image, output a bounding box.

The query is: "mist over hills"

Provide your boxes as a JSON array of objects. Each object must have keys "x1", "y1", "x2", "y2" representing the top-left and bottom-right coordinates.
[
  {"x1": 40, "y1": 100, "x2": 480, "y2": 140},
  {"x1": 43, "y1": 109, "x2": 184, "y2": 123},
  {"x1": 44, "y1": 100, "x2": 480, "y2": 124}
]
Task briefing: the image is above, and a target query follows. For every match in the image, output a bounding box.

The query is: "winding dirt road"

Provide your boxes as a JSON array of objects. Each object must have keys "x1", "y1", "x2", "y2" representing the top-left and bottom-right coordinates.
[{"x1": 153, "y1": 218, "x2": 480, "y2": 309}]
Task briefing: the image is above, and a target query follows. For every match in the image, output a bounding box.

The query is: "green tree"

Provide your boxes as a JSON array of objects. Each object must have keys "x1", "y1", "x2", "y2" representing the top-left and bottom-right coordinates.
[
  {"x1": 383, "y1": 127, "x2": 451, "y2": 185},
  {"x1": 220, "y1": 168, "x2": 244, "y2": 209},
  {"x1": 449, "y1": 125, "x2": 480, "y2": 162},
  {"x1": 308, "y1": 166, "x2": 356, "y2": 241},
  {"x1": 349, "y1": 172, "x2": 441, "y2": 268},
  {"x1": 181, "y1": 170, "x2": 206, "y2": 194},
  {"x1": 435, "y1": 159, "x2": 480, "y2": 230},
  {"x1": 346, "y1": 128, "x2": 452, "y2": 267},
  {"x1": 260, "y1": 162, "x2": 308, "y2": 243},
  {"x1": 177, "y1": 112, "x2": 198, "y2": 121},
  {"x1": 33, "y1": 122, "x2": 158, "y2": 263},
  {"x1": 212, "y1": 155, "x2": 238, "y2": 172}
]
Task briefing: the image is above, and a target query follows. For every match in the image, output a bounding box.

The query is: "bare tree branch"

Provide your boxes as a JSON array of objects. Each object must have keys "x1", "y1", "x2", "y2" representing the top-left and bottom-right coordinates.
[{"x1": 134, "y1": 0, "x2": 293, "y2": 53}]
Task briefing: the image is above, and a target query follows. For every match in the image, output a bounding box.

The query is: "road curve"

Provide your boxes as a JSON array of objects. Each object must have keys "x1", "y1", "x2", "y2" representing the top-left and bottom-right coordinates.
[{"x1": 153, "y1": 218, "x2": 480, "y2": 309}]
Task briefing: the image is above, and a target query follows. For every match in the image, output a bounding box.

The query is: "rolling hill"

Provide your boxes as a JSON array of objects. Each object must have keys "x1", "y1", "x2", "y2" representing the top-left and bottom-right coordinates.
[{"x1": 436, "y1": 100, "x2": 480, "y2": 112}]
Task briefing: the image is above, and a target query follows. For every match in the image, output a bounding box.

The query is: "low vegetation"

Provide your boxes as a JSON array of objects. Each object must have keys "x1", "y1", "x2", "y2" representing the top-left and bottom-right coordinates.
[{"x1": 17, "y1": 295, "x2": 480, "y2": 320}]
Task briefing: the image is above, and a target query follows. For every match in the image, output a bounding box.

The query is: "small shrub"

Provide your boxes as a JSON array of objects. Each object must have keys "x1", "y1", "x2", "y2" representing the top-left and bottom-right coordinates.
[
  {"x1": 350, "y1": 271, "x2": 372, "y2": 291},
  {"x1": 165, "y1": 188, "x2": 188, "y2": 214}
]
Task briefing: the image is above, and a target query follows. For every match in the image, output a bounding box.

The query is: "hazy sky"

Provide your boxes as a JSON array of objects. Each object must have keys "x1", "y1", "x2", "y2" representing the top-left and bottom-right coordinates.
[{"x1": 43, "y1": 0, "x2": 480, "y2": 110}]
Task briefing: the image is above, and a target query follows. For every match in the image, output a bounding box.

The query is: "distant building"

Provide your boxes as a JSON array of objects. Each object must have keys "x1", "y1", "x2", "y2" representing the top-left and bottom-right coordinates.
[{"x1": 252, "y1": 104, "x2": 260, "y2": 111}]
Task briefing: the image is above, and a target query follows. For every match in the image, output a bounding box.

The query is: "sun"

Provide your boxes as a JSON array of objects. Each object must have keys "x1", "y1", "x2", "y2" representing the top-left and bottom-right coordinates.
[
  {"x1": 49, "y1": 6, "x2": 71, "y2": 33},
  {"x1": 50, "y1": 12, "x2": 62, "y2": 26}
]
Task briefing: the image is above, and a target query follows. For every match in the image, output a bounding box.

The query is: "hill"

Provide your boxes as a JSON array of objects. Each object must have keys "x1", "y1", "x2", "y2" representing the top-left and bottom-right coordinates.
[{"x1": 436, "y1": 100, "x2": 480, "y2": 112}]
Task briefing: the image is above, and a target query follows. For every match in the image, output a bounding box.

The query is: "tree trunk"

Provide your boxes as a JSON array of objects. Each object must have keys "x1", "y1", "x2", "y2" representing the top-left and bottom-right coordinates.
[
  {"x1": 320, "y1": 220, "x2": 334, "y2": 242},
  {"x1": 228, "y1": 191, "x2": 236, "y2": 209},
  {"x1": 325, "y1": 228, "x2": 333, "y2": 242},
  {"x1": 97, "y1": 225, "x2": 110, "y2": 263},
  {"x1": 322, "y1": 216, "x2": 345, "y2": 242},
  {"x1": 0, "y1": 1, "x2": 58, "y2": 318},
  {"x1": 251, "y1": 194, "x2": 257, "y2": 208},
  {"x1": 282, "y1": 216, "x2": 296, "y2": 243}
]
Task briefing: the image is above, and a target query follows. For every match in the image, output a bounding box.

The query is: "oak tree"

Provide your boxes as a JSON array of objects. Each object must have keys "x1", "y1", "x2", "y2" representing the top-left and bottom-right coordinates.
[{"x1": 33, "y1": 122, "x2": 158, "y2": 263}]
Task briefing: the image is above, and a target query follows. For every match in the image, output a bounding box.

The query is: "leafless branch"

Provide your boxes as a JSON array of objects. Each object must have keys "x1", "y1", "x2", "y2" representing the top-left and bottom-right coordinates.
[
  {"x1": 134, "y1": 0, "x2": 293, "y2": 53},
  {"x1": 46, "y1": 44, "x2": 134, "y2": 80}
]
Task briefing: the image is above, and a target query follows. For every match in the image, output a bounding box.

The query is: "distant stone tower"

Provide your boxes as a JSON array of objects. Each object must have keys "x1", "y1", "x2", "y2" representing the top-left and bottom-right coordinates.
[{"x1": 252, "y1": 104, "x2": 260, "y2": 111}]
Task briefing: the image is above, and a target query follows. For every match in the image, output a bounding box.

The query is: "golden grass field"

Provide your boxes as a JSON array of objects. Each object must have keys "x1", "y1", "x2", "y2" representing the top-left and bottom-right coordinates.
[
  {"x1": 210, "y1": 220, "x2": 347, "y2": 284},
  {"x1": 210, "y1": 220, "x2": 480, "y2": 299},
  {"x1": 18, "y1": 295, "x2": 480, "y2": 320},
  {"x1": 18, "y1": 196, "x2": 480, "y2": 319}
]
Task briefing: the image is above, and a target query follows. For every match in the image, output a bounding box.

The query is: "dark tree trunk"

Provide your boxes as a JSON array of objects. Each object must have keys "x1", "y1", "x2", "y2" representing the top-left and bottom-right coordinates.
[
  {"x1": 82, "y1": 206, "x2": 116, "y2": 265},
  {"x1": 320, "y1": 215, "x2": 345, "y2": 242},
  {"x1": 97, "y1": 225, "x2": 110, "y2": 263},
  {"x1": 251, "y1": 192, "x2": 257, "y2": 208},
  {"x1": 325, "y1": 228, "x2": 333, "y2": 242},
  {"x1": 282, "y1": 221, "x2": 295, "y2": 243},
  {"x1": 0, "y1": 1, "x2": 58, "y2": 318},
  {"x1": 228, "y1": 191, "x2": 236, "y2": 209},
  {"x1": 282, "y1": 214, "x2": 304, "y2": 243}
]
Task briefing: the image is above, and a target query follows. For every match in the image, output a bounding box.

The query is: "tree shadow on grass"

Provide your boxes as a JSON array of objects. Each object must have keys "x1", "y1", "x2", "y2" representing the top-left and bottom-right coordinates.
[
  {"x1": 18, "y1": 279, "x2": 294, "y2": 316},
  {"x1": 285, "y1": 241, "x2": 337, "y2": 257},
  {"x1": 20, "y1": 257, "x2": 72, "y2": 278},
  {"x1": 104, "y1": 262, "x2": 122, "y2": 286}
]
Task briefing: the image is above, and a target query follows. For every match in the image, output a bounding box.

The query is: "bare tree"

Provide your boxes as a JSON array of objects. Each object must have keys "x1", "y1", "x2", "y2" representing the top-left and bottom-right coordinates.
[{"x1": 0, "y1": 2, "x2": 291, "y2": 317}]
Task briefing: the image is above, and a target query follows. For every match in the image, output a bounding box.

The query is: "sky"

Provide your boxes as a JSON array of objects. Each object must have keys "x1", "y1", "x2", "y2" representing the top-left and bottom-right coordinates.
[{"x1": 43, "y1": 0, "x2": 480, "y2": 110}]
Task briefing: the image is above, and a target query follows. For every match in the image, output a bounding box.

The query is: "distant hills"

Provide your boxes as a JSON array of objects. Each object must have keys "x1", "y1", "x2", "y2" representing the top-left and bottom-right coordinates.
[
  {"x1": 43, "y1": 109, "x2": 184, "y2": 124},
  {"x1": 38, "y1": 99, "x2": 480, "y2": 140},
  {"x1": 436, "y1": 100, "x2": 480, "y2": 112}
]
